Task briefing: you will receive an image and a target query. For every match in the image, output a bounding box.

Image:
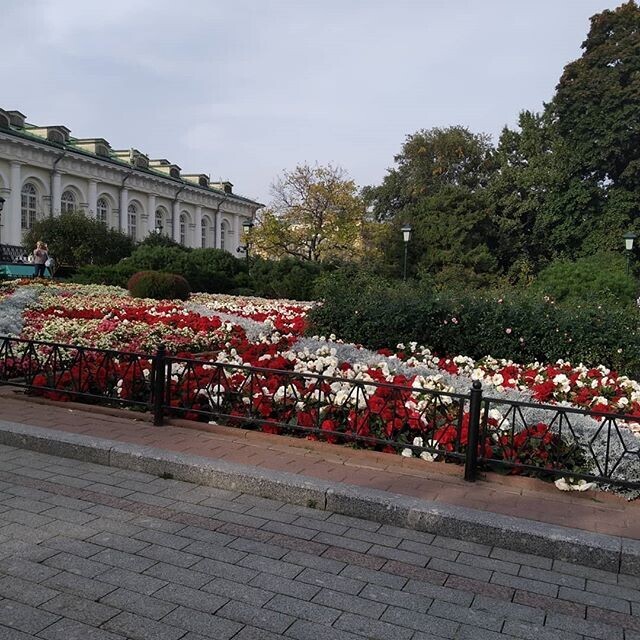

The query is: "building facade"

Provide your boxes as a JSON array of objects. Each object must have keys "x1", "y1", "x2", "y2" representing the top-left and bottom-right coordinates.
[{"x1": 0, "y1": 108, "x2": 262, "y2": 252}]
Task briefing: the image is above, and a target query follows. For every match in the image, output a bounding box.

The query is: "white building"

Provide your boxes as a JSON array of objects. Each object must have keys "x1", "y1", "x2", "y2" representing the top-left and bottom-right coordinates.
[{"x1": 0, "y1": 108, "x2": 262, "y2": 252}]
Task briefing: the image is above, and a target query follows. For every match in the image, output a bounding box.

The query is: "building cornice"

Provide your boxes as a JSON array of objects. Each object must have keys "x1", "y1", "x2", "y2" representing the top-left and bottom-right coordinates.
[{"x1": 0, "y1": 129, "x2": 263, "y2": 213}]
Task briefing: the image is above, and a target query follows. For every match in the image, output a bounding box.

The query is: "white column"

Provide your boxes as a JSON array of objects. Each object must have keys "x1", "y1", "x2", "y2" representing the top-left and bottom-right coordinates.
[
  {"x1": 213, "y1": 208, "x2": 220, "y2": 249},
  {"x1": 51, "y1": 171, "x2": 62, "y2": 216},
  {"x1": 88, "y1": 180, "x2": 97, "y2": 216},
  {"x1": 172, "y1": 200, "x2": 180, "y2": 242},
  {"x1": 8, "y1": 161, "x2": 21, "y2": 245},
  {"x1": 194, "y1": 206, "x2": 202, "y2": 248},
  {"x1": 147, "y1": 194, "x2": 156, "y2": 234},
  {"x1": 119, "y1": 188, "x2": 128, "y2": 233}
]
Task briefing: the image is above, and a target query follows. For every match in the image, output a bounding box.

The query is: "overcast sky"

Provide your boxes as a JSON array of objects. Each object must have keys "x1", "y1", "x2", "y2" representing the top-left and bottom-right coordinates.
[{"x1": 1, "y1": 0, "x2": 623, "y2": 204}]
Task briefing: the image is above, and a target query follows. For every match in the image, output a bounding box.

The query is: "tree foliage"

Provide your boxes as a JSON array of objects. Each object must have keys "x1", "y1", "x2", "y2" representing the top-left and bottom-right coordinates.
[
  {"x1": 251, "y1": 163, "x2": 366, "y2": 262},
  {"x1": 23, "y1": 211, "x2": 136, "y2": 268},
  {"x1": 363, "y1": 126, "x2": 499, "y2": 281}
]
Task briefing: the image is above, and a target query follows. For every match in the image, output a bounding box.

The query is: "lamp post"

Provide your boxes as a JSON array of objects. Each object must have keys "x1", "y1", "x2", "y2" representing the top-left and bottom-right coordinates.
[
  {"x1": 0, "y1": 196, "x2": 4, "y2": 243},
  {"x1": 237, "y1": 220, "x2": 254, "y2": 264},
  {"x1": 623, "y1": 231, "x2": 636, "y2": 276},
  {"x1": 154, "y1": 222, "x2": 163, "y2": 235},
  {"x1": 401, "y1": 224, "x2": 412, "y2": 281}
]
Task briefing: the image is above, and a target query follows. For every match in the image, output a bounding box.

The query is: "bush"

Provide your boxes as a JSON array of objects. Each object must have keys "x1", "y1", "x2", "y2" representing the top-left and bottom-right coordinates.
[
  {"x1": 182, "y1": 249, "x2": 245, "y2": 294},
  {"x1": 531, "y1": 252, "x2": 637, "y2": 306},
  {"x1": 23, "y1": 210, "x2": 136, "y2": 267},
  {"x1": 309, "y1": 269, "x2": 640, "y2": 375},
  {"x1": 127, "y1": 245, "x2": 190, "y2": 273},
  {"x1": 72, "y1": 262, "x2": 139, "y2": 288},
  {"x1": 247, "y1": 258, "x2": 329, "y2": 300},
  {"x1": 127, "y1": 271, "x2": 191, "y2": 301}
]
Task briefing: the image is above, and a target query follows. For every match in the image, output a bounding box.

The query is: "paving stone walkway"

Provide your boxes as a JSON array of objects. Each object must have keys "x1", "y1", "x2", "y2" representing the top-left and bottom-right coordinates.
[{"x1": 0, "y1": 445, "x2": 639, "y2": 640}]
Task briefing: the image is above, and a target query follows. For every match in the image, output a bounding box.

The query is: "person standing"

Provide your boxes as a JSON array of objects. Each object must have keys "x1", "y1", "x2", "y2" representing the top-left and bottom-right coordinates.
[{"x1": 33, "y1": 241, "x2": 48, "y2": 278}]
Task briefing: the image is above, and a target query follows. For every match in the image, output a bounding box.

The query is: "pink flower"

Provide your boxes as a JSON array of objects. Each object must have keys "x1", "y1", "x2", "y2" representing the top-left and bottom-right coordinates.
[{"x1": 505, "y1": 328, "x2": 512, "y2": 334}]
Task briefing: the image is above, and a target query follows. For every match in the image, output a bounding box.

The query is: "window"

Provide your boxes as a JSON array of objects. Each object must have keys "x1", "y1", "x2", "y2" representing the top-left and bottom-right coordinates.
[
  {"x1": 127, "y1": 203, "x2": 137, "y2": 238},
  {"x1": 21, "y1": 183, "x2": 37, "y2": 230},
  {"x1": 155, "y1": 208, "x2": 166, "y2": 234},
  {"x1": 180, "y1": 213, "x2": 187, "y2": 245},
  {"x1": 61, "y1": 190, "x2": 76, "y2": 214},
  {"x1": 201, "y1": 217, "x2": 209, "y2": 248},
  {"x1": 220, "y1": 220, "x2": 230, "y2": 251},
  {"x1": 96, "y1": 198, "x2": 108, "y2": 225}
]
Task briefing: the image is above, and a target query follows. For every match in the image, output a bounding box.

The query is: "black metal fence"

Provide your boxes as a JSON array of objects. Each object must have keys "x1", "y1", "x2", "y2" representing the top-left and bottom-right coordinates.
[
  {"x1": 1, "y1": 335, "x2": 639, "y2": 490},
  {"x1": 0, "y1": 244, "x2": 25, "y2": 263}
]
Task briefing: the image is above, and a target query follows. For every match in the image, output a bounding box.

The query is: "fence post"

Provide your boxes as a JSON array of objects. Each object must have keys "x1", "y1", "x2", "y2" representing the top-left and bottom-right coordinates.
[
  {"x1": 464, "y1": 380, "x2": 483, "y2": 482},
  {"x1": 152, "y1": 344, "x2": 166, "y2": 426}
]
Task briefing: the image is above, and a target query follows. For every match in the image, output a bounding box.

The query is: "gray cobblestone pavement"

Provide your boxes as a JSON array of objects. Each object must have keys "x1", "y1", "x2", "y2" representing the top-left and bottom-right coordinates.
[{"x1": 0, "y1": 443, "x2": 638, "y2": 640}]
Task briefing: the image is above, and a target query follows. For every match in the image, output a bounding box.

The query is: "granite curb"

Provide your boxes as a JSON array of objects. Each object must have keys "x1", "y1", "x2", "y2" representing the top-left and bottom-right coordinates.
[{"x1": 0, "y1": 419, "x2": 637, "y2": 575}]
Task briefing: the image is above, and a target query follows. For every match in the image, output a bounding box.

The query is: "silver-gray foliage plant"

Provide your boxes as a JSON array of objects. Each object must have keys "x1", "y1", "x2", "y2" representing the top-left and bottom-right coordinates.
[{"x1": 294, "y1": 337, "x2": 640, "y2": 498}]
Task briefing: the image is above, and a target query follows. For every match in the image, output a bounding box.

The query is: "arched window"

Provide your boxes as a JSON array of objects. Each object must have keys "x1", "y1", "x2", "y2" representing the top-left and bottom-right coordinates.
[
  {"x1": 220, "y1": 220, "x2": 230, "y2": 251},
  {"x1": 61, "y1": 190, "x2": 76, "y2": 214},
  {"x1": 96, "y1": 198, "x2": 109, "y2": 225},
  {"x1": 155, "y1": 208, "x2": 166, "y2": 234},
  {"x1": 21, "y1": 183, "x2": 37, "y2": 230},
  {"x1": 201, "y1": 217, "x2": 209, "y2": 248},
  {"x1": 180, "y1": 213, "x2": 187, "y2": 245},
  {"x1": 127, "y1": 203, "x2": 137, "y2": 239}
]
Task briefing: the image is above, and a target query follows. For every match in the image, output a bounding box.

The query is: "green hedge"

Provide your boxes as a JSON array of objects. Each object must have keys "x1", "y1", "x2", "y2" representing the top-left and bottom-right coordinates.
[
  {"x1": 127, "y1": 271, "x2": 191, "y2": 301},
  {"x1": 73, "y1": 247, "x2": 331, "y2": 300},
  {"x1": 309, "y1": 270, "x2": 640, "y2": 375}
]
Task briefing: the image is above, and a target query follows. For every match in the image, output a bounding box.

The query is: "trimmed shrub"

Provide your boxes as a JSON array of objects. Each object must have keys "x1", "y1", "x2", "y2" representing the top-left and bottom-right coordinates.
[
  {"x1": 309, "y1": 269, "x2": 640, "y2": 376},
  {"x1": 127, "y1": 271, "x2": 191, "y2": 301}
]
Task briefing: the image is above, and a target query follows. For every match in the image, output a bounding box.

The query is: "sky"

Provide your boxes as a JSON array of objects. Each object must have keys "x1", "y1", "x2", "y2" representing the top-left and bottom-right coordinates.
[{"x1": 1, "y1": 0, "x2": 624, "y2": 204}]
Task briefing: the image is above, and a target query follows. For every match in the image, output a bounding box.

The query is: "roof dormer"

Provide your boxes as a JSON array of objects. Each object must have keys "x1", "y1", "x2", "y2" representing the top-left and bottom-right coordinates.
[
  {"x1": 75, "y1": 138, "x2": 112, "y2": 158},
  {"x1": 6, "y1": 110, "x2": 26, "y2": 128},
  {"x1": 0, "y1": 109, "x2": 10, "y2": 130},
  {"x1": 149, "y1": 159, "x2": 181, "y2": 179},
  {"x1": 113, "y1": 148, "x2": 149, "y2": 169},
  {"x1": 183, "y1": 174, "x2": 210, "y2": 188},
  {"x1": 210, "y1": 181, "x2": 233, "y2": 194},
  {"x1": 27, "y1": 125, "x2": 71, "y2": 145}
]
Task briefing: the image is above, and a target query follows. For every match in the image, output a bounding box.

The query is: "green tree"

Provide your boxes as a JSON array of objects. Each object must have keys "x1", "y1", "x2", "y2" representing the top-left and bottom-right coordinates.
[
  {"x1": 552, "y1": 1, "x2": 640, "y2": 191},
  {"x1": 23, "y1": 211, "x2": 135, "y2": 267},
  {"x1": 547, "y1": 0, "x2": 640, "y2": 254},
  {"x1": 364, "y1": 126, "x2": 498, "y2": 281},
  {"x1": 251, "y1": 163, "x2": 366, "y2": 262},
  {"x1": 489, "y1": 111, "x2": 561, "y2": 277}
]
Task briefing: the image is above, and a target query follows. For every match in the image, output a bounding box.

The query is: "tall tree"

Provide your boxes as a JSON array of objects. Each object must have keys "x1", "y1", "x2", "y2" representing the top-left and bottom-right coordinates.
[
  {"x1": 489, "y1": 111, "x2": 561, "y2": 276},
  {"x1": 363, "y1": 126, "x2": 498, "y2": 281},
  {"x1": 548, "y1": 0, "x2": 640, "y2": 253},
  {"x1": 251, "y1": 163, "x2": 366, "y2": 262},
  {"x1": 552, "y1": 1, "x2": 640, "y2": 191}
]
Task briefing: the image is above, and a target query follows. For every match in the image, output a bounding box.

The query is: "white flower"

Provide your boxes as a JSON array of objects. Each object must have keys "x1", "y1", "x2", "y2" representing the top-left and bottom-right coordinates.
[
  {"x1": 412, "y1": 437, "x2": 424, "y2": 448},
  {"x1": 554, "y1": 477, "x2": 596, "y2": 492},
  {"x1": 401, "y1": 448, "x2": 413, "y2": 458}
]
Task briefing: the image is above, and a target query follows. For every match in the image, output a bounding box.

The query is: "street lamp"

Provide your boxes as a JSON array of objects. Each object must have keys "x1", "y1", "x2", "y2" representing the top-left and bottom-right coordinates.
[
  {"x1": 154, "y1": 222, "x2": 163, "y2": 235},
  {"x1": 623, "y1": 231, "x2": 636, "y2": 275},
  {"x1": 401, "y1": 224, "x2": 412, "y2": 281},
  {"x1": 237, "y1": 220, "x2": 254, "y2": 264},
  {"x1": 0, "y1": 196, "x2": 4, "y2": 243}
]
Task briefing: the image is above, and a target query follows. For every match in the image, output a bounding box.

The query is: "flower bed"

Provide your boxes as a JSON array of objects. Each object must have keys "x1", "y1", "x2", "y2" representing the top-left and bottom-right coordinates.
[{"x1": 0, "y1": 281, "x2": 638, "y2": 493}]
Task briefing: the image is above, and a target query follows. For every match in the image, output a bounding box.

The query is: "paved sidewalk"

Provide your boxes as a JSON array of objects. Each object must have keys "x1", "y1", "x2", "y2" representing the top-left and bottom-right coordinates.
[
  {"x1": 1, "y1": 445, "x2": 640, "y2": 640},
  {"x1": 0, "y1": 391, "x2": 639, "y2": 572}
]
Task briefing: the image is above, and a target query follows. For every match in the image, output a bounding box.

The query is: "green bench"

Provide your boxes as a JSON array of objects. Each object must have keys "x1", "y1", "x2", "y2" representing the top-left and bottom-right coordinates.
[{"x1": 0, "y1": 263, "x2": 52, "y2": 279}]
